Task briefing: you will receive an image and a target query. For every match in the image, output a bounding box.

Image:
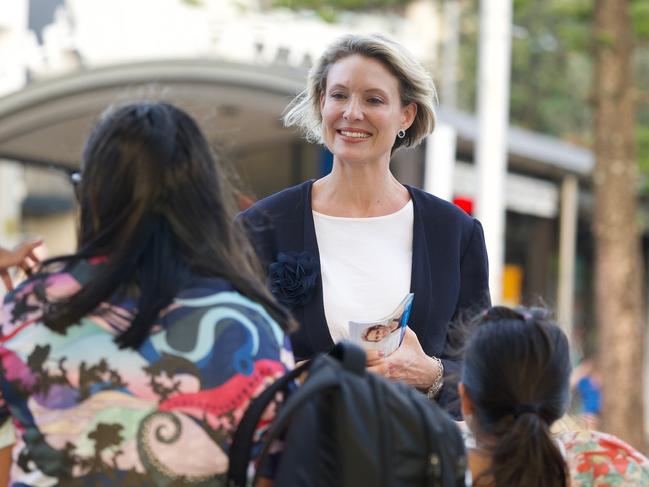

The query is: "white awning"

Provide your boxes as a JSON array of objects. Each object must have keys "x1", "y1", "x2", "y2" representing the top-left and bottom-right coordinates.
[{"x1": 0, "y1": 59, "x2": 307, "y2": 171}]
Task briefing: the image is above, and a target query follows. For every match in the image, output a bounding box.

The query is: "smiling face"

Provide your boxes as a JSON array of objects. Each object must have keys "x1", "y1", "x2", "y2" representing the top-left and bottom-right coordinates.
[
  {"x1": 363, "y1": 325, "x2": 390, "y2": 342},
  {"x1": 320, "y1": 54, "x2": 417, "y2": 166}
]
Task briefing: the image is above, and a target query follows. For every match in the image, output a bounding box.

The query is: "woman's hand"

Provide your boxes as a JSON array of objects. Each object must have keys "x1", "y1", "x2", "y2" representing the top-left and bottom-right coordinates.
[
  {"x1": 0, "y1": 239, "x2": 42, "y2": 291},
  {"x1": 366, "y1": 327, "x2": 442, "y2": 390}
]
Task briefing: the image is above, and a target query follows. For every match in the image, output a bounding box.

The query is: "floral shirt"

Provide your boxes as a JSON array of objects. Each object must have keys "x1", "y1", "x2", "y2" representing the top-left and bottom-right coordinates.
[
  {"x1": 460, "y1": 422, "x2": 649, "y2": 486},
  {"x1": 0, "y1": 259, "x2": 294, "y2": 486},
  {"x1": 560, "y1": 430, "x2": 649, "y2": 487}
]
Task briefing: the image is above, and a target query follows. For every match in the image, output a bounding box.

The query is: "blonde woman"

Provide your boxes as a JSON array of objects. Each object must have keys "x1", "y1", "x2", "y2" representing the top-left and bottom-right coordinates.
[{"x1": 239, "y1": 34, "x2": 490, "y2": 416}]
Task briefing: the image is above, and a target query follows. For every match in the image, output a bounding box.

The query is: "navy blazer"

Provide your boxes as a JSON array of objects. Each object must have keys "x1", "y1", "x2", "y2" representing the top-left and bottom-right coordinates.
[{"x1": 239, "y1": 180, "x2": 490, "y2": 417}]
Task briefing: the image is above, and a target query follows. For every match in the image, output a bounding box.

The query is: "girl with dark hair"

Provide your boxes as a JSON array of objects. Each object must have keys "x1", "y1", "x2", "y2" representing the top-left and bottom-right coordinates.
[
  {"x1": 0, "y1": 102, "x2": 295, "y2": 485},
  {"x1": 460, "y1": 306, "x2": 571, "y2": 487},
  {"x1": 460, "y1": 306, "x2": 649, "y2": 487}
]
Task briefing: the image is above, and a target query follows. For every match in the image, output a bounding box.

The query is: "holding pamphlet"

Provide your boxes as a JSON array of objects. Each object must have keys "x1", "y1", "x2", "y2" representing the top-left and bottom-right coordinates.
[{"x1": 349, "y1": 293, "x2": 414, "y2": 357}]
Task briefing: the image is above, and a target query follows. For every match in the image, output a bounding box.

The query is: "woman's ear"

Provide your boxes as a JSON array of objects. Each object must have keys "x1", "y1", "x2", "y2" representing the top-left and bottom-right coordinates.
[
  {"x1": 401, "y1": 102, "x2": 417, "y2": 130},
  {"x1": 458, "y1": 382, "x2": 474, "y2": 418}
]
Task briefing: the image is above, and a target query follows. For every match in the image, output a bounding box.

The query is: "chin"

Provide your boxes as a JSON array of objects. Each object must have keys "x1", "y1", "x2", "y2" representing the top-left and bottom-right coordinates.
[
  {"x1": 333, "y1": 145, "x2": 372, "y2": 163},
  {"x1": 334, "y1": 152, "x2": 371, "y2": 165}
]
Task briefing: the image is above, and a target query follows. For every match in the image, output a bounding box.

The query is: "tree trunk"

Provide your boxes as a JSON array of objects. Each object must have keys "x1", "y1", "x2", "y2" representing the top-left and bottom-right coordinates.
[{"x1": 593, "y1": 0, "x2": 646, "y2": 451}]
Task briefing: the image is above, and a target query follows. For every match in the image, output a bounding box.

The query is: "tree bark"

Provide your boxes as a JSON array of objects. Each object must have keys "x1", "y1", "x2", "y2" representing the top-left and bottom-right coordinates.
[{"x1": 593, "y1": 0, "x2": 646, "y2": 451}]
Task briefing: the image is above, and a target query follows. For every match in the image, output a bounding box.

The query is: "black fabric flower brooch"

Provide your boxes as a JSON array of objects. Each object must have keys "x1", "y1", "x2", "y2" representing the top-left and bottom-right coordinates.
[{"x1": 269, "y1": 251, "x2": 320, "y2": 308}]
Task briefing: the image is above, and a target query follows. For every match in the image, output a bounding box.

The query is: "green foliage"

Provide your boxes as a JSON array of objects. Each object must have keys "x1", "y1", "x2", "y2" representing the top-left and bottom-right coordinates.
[
  {"x1": 631, "y1": 0, "x2": 649, "y2": 39},
  {"x1": 274, "y1": 0, "x2": 406, "y2": 7},
  {"x1": 271, "y1": 0, "x2": 410, "y2": 18},
  {"x1": 459, "y1": 0, "x2": 648, "y2": 159},
  {"x1": 638, "y1": 126, "x2": 649, "y2": 191},
  {"x1": 594, "y1": 30, "x2": 616, "y2": 48},
  {"x1": 458, "y1": 0, "x2": 595, "y2": 142},
  {"x1": 556, "y1": 22, "x2": 590, "y2": 51},
  {"x1": 454, "y1": 0, "x2": 648, "y2": 201},
  {"x1": 549, "y1": 0, "x2": 592, "y2": 21}
]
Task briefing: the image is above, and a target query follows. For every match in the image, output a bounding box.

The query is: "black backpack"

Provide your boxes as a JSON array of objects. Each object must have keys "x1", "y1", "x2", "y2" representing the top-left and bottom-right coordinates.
[{"x1": 228, "y1": 342, "x2": 467, "y2": 487}]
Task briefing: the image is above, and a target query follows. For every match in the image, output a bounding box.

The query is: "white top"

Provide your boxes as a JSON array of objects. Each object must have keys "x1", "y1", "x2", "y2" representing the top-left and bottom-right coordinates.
[{"x1": 312, "y1": 200, "x2": 414, "y2": 343}]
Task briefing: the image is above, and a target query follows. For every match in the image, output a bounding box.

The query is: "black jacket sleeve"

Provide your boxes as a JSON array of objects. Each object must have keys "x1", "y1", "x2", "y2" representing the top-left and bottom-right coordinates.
[{"x1": 437, "y1": 218, "x2": 490, "y2": 418}]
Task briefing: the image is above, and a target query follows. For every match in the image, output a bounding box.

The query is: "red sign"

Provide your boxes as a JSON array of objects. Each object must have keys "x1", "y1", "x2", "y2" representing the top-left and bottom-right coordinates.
[{"x1": 453, "y1": 196, "x2": 473, "y2": 215}]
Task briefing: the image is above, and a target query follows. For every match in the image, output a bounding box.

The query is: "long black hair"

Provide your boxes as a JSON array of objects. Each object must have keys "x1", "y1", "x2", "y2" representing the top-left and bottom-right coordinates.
[
  {"x1": 462, "y1": 306, "x2": 571, "y2": 487},
  {"x1": 43, "y1": 101, "x2": 294, "y2": 348}
]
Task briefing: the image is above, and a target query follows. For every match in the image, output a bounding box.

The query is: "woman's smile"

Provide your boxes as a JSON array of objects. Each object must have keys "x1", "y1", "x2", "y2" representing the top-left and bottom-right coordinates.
[{"x1": 336, "y1": 127, "x2": 372, "y2": 141}]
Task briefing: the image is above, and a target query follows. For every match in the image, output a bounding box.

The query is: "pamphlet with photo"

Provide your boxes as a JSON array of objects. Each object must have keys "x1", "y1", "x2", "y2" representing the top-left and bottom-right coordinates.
[{"x1": 348, "y1": 293, "x2": 414, "y2": 356}]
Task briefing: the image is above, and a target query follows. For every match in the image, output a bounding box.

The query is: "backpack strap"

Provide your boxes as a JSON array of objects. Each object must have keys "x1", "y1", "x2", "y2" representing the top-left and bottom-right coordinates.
[
  {"x1": 228, "y1": 359, "x2": 311, "y2": 487},
  {"x1": 250, "y1": 359, "x2": 342, "y2": 485},
  {"x1": 329, "y1": 341, "x2": 366, "y2": 376},
  {"x1": 228, "y1": 344, "x2": 366, "y2": 487}
]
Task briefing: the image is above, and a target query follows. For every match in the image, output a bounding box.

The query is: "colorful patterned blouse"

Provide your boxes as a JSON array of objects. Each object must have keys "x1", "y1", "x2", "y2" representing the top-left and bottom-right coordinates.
[
  {"x1": 461, "y1": 422, "x2": 649, "y2": 487},
  {"x1": 0, "y1": 259, "x2": 294, "y2": 486},
  {"x1": 560, "y1": 429, "x2": 649, "y2": 487}
]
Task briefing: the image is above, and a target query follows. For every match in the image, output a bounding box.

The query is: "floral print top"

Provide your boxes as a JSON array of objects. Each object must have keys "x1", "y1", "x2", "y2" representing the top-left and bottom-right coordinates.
[
  {"x1": 560, "y1": 429, "x2": 649, "y2": 487},
  {"x1": 461, "y1": 421, "x2": 649, "y2": 486},
  {"x1": 0, "y1": 259, "x2": 294, "y2": 486}
]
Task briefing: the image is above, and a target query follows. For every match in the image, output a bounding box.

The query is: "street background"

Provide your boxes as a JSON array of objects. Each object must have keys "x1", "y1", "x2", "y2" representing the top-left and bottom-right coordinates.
[{"x1": 0, "y1": 0, "x2": 648, "y2": 449}]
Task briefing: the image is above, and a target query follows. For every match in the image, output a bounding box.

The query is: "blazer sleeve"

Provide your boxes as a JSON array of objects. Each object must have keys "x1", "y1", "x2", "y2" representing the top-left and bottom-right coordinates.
[
  {"x1": 455, "y1": 218, "x2": 490, "y2": 315},
  {"x1": 437, "y1": 218, "x2": 490, "y2": 418}
]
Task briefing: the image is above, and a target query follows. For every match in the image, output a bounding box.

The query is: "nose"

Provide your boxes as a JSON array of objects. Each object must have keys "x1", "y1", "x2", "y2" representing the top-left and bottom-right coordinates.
[{"x1": 343, "y1": 96, "x2": 363, "y2": 121}]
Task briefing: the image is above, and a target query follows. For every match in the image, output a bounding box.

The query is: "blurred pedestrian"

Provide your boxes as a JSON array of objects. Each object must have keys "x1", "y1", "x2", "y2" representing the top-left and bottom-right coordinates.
[{"x1": 571, "y1": 358, "x2": 602, "y2": 429}]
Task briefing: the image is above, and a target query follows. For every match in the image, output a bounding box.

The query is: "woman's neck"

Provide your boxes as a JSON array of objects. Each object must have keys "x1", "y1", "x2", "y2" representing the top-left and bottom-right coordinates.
[
  {"x1": 467, "y1": 447, "x2": 493, "y2": 485},
  {"x1": 312, "y1": 162, "x2": 409, "y2": 217}
]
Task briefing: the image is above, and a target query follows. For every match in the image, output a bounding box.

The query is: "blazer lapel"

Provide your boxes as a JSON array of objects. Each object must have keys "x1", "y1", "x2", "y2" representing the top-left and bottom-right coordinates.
[
  {"x1": 406, "y1": 186, "x2": 435, "y2": 343},
  {"x1": 298, "y1": 181, "x2": 335, "y2": 355}
]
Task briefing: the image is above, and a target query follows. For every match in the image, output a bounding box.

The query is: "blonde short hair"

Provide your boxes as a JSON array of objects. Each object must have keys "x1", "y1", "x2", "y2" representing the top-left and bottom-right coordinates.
[{"x1": 283, "y1": 33, "x2": 437, "y2": 151}]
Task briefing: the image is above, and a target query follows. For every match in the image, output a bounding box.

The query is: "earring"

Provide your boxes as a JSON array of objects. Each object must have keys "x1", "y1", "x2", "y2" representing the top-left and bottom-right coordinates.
[{"x1": 397, "y1": 129, "x2": 406, "y2": 139}]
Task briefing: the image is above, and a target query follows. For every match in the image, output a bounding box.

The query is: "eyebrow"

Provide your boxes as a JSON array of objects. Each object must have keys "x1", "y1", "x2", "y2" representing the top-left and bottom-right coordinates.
[{"x1": 328, "y1": 84, "x2": 391, "y2": 98}]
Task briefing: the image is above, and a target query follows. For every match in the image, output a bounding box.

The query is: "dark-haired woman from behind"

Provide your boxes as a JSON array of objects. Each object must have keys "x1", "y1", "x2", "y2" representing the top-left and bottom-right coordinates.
[
  {"x1": 0, "y1": 102, "x2": 295, "y2": 486},
  {"x1": 460, "y1": 306, "x2": 649, "y2": 487}
]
